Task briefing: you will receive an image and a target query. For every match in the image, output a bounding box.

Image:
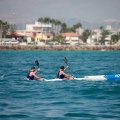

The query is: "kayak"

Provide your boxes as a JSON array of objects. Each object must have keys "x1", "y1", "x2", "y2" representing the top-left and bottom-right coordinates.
[
  {"x1": 44, "y1": 74, "x2": 120, "y2": 81},
  {"x1": 44, "y1": 78, "x2": 63, "y2": 81},
  {"x1": 73, "y1": 74, "x2": 120, "y2": 81}
]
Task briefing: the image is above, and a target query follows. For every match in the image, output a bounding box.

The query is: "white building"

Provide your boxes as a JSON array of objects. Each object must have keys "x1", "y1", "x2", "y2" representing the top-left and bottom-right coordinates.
[
  {"x1": 87, "y1": 29, "x2": 101, "y2": 45},
  {"x1": 106, "y1": 25, "x2": 112, "y2": 30},
  {"x1": 61, "y1": 32, "x2": 83, "y2": 45},
  {"x1": 26, "y1": 21, "x2": 52, "y2": 33}
]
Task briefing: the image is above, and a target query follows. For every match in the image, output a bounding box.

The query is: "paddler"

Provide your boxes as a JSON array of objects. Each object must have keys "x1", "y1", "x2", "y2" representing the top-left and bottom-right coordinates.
[
  {"x1": 57, "y1": 66, "x2": 73, "y2": 80},
  {"x1": 27, "y1": 66, "x2": 44, "y2": 80}
]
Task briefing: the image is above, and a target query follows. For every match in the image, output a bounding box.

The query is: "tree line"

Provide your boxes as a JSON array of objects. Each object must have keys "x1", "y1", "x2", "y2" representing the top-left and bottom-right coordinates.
[
  {"x1": 0, "y1": 20, "x2": 16, "y2": 39},
  {"x1": 0, "y1": 17, "x2": 120, "y2": 45},
  {"x1": 38, "y1": 17, "x2": 120, "y2": 44},
  {"x1": 38, "y1": 17, "x2": 82, "y2": 33}
]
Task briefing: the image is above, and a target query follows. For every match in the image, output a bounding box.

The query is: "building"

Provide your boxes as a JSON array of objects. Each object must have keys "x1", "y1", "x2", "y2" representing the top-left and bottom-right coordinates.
[
  {"x1": 35, "y1": 32, "x2": 53, "y2": 42},
  {"x1": 25, "y1": 21, "x2": 52, "y2": 42},
  {"x1": 13, "y1": 21, "x2": 52, "y2": 43},
  {"x1": 26, "y1": 21, "x2": 52, "y2": 33},
  {"x1": 61, "y1": 32, "x2": 83, "y2": 45}
]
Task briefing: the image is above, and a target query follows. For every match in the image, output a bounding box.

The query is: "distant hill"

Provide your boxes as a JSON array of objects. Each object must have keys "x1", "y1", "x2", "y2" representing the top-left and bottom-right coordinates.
[{"x1": 0, "y1": 14, "x2": 120, "y2": 30}]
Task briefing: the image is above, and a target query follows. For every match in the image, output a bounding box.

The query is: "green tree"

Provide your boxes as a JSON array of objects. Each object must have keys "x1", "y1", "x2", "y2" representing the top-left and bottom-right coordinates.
[
  {"x1": 60, "y1": 23, "x2": 67, "y2": 33},
  {"x1": 38, "y1": 17, "x2": 44, "y2": 39},
  {"x1": 3, "y1": 22, "x2": 9, "y2": 38},
  {"x1": 50, "y1": 19, "x2": 61, "y2": 34},
  {"x1": 111, "y1": 32, "x2": 120, "y2": 44},
  {"x1": 52, "y1": 34, "x2": 65, "y2": 44},
  {"x1": 60, "y1": 22, "x2": 82, "y2": 33},
  {"x1": 9, "y1": 24, "x2": 17, "y2": 38},
  {"x1": 37, "y1": 17, "x2": 83, "y2": 34},
  {"x1": 42, "y1": 17, "x2": 51, "y2": 32},
  {"x1": 38, "y1": 17, "x2": 45, "y2": 33},
  {"x1": 0, "y1": 20, "x2": 3, "y2": 39},
  {"x1": 99, "y1": 26, "x2": 104, "y2": 31},
  {"x1": 99, "y1": 29, "x2": 109, "y2": 44},
  {"x1": 72, "y1": 22, "x2": 82, "y2": 32},
  {"x1": 0, "y1": 20, "x2": 10, "y2": 38},
  {"x1": 82, "y1": 29, "x2": 91, "y2": 42},
  {"x1": 55, "y1": 20, "x2": 61, "y2": 34}
]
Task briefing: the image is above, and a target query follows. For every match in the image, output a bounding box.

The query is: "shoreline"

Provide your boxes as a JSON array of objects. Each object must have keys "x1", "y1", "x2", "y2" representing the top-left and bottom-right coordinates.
[{"x1": 0, "y1": 45, "x2": 120, "y2": 50}]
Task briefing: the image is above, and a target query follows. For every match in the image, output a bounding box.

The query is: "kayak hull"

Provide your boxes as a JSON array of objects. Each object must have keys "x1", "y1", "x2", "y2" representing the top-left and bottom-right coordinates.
[
  {"x1": 74, "y1": 75, "x2": 107, "y2": 81},
  {"x1": 74, "y1": 74, "x2": 120, "y2": 81},
  {"x1": 44, "y1": 78, "x2": 63, "y2": 81},
  {"x1": 44, "y1": 74, "x2": 120, "y2": 81}
]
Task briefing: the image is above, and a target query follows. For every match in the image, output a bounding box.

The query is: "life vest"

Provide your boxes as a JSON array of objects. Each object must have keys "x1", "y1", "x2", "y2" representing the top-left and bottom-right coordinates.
[
  {"x1": 57, "y1": 71, "x2": 65, "y2": 79},
  {"x1": 27, "y1": 71, "x2": 35, "y2": 80}
]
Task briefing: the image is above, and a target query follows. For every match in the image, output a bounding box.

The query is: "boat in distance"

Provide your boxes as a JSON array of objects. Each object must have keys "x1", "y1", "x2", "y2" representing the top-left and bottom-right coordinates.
[{"x1": 44, "y1": 74, "x2": 120, "y2": 81}]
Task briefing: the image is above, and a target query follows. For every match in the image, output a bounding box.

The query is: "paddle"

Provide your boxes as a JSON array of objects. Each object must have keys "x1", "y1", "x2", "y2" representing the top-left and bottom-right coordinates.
[
  {"x1": 35, "y1": 60, "x2": 40, "y2": 68},
  {"x1": 35, "y1": 60, "x2": 44, "y2": 78},
  {"x1": 63, "y1": 57, "x2": 74, "y2": 79},
  {"x1": 64, "y1": 57, "x2": 68, "y2": 65},
  {"x1": 64, "y1": 57, "x2": 71, "y2": 70}
]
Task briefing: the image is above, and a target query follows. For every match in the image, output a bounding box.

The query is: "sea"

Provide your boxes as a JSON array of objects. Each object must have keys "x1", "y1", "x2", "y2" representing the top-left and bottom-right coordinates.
[{"x1": 0, "y1": 50, "x2": 120, "y2": 120}]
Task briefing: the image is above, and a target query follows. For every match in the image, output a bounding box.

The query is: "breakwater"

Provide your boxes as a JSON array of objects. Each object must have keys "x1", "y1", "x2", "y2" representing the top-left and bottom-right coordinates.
[{"x1": 0, "y1": 45, "x2": 120, "y2": 50}]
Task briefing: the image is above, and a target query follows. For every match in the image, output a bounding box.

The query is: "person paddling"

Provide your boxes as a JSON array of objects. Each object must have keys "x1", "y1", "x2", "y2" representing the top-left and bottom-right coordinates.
[
  {"x1": 57, "y1": 66, "x2": 73, "y2": 80},
  {"x1": 27, "y1": 66, "x2": 44, "y2": 80}
]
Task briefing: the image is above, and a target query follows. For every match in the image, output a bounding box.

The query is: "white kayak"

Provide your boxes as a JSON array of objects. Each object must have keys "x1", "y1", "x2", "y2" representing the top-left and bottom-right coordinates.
[
  {"x1": 44, "y1": 78, "x2": 63, "y2": 81},
  {"x1": 44, "y1": 74, "x2": 120, "y2": 81},
  {"x1": 74, "y1": 75, "x2": 107, "y2": 81}
]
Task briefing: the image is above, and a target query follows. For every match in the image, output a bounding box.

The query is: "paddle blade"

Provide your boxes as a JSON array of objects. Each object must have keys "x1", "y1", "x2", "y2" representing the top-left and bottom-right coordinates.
[
  {"x1": 35, "y1": 60, "x2": 39, "y2": 68},
  {"x1": 64, "y1": 57, "x2": 68, "y2": 65}
]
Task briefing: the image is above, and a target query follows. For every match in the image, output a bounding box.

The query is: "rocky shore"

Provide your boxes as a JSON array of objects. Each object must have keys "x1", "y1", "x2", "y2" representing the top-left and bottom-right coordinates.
[{"x1": 0, "y1": 45, "x2": 120, "y2": 50}]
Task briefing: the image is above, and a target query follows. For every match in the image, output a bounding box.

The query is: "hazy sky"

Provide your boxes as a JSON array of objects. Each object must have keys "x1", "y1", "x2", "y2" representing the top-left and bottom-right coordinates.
[{"x1": 0, "y1": 0, "x2": 120, "y2": 23}]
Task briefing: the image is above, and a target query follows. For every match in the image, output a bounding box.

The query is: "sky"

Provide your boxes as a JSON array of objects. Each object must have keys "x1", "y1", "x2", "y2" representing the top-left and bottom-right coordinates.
[{"x1": 0, "y1": 0, "x2": 120, "y2": 24}]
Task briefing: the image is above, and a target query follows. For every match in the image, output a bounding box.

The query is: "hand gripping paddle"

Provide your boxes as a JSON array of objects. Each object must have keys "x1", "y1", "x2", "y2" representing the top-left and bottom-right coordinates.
[{"x1": 63, "y1": 57, "x2": 74, "y2": 79}]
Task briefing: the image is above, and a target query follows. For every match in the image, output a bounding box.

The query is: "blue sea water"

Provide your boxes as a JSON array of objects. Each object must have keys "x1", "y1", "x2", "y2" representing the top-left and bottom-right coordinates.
[{"x1": 0, "y1": 50, "x2": 120, "y2": 120}]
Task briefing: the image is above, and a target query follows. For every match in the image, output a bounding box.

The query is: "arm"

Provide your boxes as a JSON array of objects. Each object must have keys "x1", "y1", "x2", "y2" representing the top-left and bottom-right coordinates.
[
  {"x1": 64, "y1": 66, "x2": 69, "y2": 71},
  {"x1": 62, "y1": 71, "x2": 73, "y2": 78},
  {"x1": 64, "y1": 73, "x2": 73, "y2": 78},
  {"x1": 35, "y1": 68, "x2": 40, "y2": 74},
  {"x1": 32, "y1": 72, "x2": 41, "y2": 80}
]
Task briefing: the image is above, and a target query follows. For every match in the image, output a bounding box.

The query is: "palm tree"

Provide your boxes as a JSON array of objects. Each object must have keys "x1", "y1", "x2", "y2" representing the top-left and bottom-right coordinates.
[
  {"x1": 98, "y1": 26, "x2": 110, "y2": 44},
  {"x1": 42, "y1": 17, "x2": 51, "y2": 32},
  {"x1": 99, "y1": 26, "x2": 104, "y2": 31},
  {"x1": 55, "y1": 20, "x2": 61, "y2": 34},
  {"x1": 82, "y1": 29, "x2": 91, "y2": 42},
  {"x1": 9, "y1": 24, "x2": 17, "y2": 39},
  {"x1": 38, "y1": 17, "x2": 44, "y2": 40},
  {"x1": 99, "y1": 30, "x2": 109, "y2": 45},
  {"x1": 0, "y1": 20, "x2": 10, "y2": 39},
  {"x1": 2, "y1": 21, "x2": 10, "y2": 38},
  {"x1": 51, "y1": 19, "x2": 57, "y2": 34},
  {"x1": 49, "y1": 19, "x2": 61, "y2": 34},
  {"x1": 52, "y1": 34, "x2": 65, "y2": 44},
  {"x1": 111, "y1": 32, "x2": 120, "y2": 44},
  {"x1": 38, "y1": 17, "x2": 44, "y2": 33},
  {"x1": 50, "y1": 19, "x2": 55, "y2": 33},
  {"x1": 73, "y1": 22, "x2": 82, "y2": 29},
  {"x1": 60, "y1": 23, "x2": 67, "y2": 33},
  {"x1": 0, "y1": 20, "x2": 3, "y2": 40}
]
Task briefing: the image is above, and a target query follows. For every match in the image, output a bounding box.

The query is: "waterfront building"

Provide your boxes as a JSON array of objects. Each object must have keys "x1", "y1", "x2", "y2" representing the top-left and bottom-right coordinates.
[
  {"x1": 25, "y1": 21, "x2": 52, "y2": 42},
  {"x1": 61, "y1": 32, "x2": 83, "y2": 45},
  {"x1": 35, "y1": 32, "x2": 53, "y2": 43},
  {"x1": 26, "y1": 21, "x2": 52, "y2": 34},
  {"x1": 14, "y1": 21, "x2": 52, "y2": 43}
]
